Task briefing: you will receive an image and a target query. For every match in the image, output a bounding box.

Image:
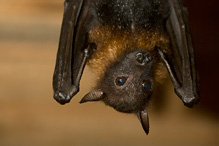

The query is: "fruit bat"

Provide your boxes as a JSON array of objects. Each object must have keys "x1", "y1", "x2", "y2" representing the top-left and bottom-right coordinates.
[{"x1": 53, "y1": 0, "x2": 200, "y2": 135}]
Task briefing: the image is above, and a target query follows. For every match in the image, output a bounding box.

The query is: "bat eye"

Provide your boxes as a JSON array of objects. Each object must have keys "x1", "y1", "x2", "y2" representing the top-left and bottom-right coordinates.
[
  {"x1": 115, "y1": 77, "x2": 127, "y2": 86},
  {"x1": 142, "y1": 80, "x2": 151, "y2": 93}
]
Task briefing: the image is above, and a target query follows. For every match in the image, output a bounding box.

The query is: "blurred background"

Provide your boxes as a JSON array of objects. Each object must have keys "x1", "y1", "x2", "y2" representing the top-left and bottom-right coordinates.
[{"x1": 0, "y1": 0, "x2": 218, "y2": 145}]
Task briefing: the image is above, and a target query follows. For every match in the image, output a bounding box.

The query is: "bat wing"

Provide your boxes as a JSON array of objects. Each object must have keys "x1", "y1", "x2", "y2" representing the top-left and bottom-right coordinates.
[
  {"x1": 160, "y1": 0, "x2": 200, "y2": 107},
  {"x1": 53, "y1": 0, "x2": 96, "y2": 104}
]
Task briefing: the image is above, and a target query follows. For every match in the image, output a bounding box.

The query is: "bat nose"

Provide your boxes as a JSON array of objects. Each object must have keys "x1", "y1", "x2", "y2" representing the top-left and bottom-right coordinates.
[
  {"x1": 136, "y1": 51, "x2": 152, "y2": 65},
  {"x1": 53, "y1": 92, "x2": 71, "y2": 105}
]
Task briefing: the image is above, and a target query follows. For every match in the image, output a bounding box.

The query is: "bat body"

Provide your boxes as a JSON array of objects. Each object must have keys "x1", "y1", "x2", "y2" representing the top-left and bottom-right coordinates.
[{"x1": 53, "y1": 0, "x2": 200, "y2": 134}]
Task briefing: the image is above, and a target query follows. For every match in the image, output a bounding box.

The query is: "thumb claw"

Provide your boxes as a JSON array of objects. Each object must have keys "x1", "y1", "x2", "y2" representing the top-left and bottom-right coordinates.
[{"x1": 79, "y1": 89, "x2": 104, "y2": 104}]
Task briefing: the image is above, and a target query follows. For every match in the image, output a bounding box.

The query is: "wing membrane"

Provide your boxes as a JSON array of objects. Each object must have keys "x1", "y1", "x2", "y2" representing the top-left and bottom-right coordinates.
[{"x1": 166, "y1": 0, "x2": 200, "y2": 107}]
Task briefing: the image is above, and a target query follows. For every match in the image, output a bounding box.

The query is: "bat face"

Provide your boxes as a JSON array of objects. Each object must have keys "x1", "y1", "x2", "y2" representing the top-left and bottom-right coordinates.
[
  {"x1": 82, "y1": 49, "x2": 154, "y2": 113},
  {"x1": 102, "y1": 49, "x2": 153, "y2": 113}
]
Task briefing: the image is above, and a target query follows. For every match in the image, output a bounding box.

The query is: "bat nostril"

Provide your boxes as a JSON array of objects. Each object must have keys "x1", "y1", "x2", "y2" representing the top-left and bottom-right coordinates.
[
  {"x1": 144, "y1": 54, "x2": 152, "y2": 62},
  {"x1": 136, "y1": 53, "x2": 144, "y2": 63}
]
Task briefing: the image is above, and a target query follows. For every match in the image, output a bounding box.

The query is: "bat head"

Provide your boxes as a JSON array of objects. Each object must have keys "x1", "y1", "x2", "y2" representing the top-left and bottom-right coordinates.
[{"x1": 80, "y1": 49, "x2": 154, "y2": 113}]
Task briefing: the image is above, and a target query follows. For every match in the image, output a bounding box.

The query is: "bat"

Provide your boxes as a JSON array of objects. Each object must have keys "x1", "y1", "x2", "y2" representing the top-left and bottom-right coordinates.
[{"x1": 53, "y1": 0, "x2": 200, "y2": 135}]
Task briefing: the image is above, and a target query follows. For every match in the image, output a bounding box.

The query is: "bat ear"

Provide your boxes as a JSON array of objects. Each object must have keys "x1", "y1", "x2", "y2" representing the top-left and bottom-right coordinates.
[
  {"x1": 80, "y1": 89, "x2": 104, "y2": 104},
  {"x1": 137, "y1": 110, "x2": 150, "y2": 135}
]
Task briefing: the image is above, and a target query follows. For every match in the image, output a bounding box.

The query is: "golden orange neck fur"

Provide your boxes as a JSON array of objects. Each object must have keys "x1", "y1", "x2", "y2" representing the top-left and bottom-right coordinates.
[{"x1": 88, "y1": 26, "x2": 170, "y2": 86}]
